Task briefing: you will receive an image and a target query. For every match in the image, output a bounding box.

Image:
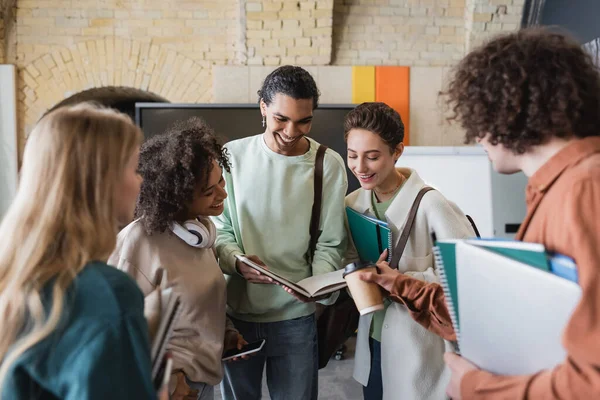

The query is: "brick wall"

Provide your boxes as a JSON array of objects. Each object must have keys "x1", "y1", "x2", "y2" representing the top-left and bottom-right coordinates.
[
  {"x1": 245, "y1": 0, "x2": 334, "y2": 66},
  {"x1": 332, "y1": 0, "x2": 524, "y2": 66},
  {"x1": 466, "y1": 0, "x2": 524, "y2": 51},
  {"x1": 5, "y1": 0, "x2": 524, "y2": 149},
  {"x1": 15, "y1": 0, "x2": 240, "y2": 135}
]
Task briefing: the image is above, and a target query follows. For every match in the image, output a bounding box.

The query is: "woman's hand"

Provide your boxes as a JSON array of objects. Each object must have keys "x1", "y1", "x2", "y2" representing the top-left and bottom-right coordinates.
[
  {"x1": 170, "y1": 371, "x2": 199, "y2": 400},
  {"x1": 223, "y1": 332, "x2": 250, "y2": 362},
  {"x1": 355, "y1": 249, "x2": 400, "y2": 293},
  {"x1": 235, "y1": 255, "x2": 275, "y2": 284}
]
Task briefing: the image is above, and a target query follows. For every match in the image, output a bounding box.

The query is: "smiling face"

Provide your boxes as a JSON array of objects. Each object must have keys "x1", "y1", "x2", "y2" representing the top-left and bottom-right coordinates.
[
  {"x1": 261, "y1": 93, "x2": 313, "y2": 156},
  {"x1": 185, "y1": 160, "x2": 227, "y2": 218},
  {"x1": 346, "y1": 128, "x2": 402, "y2": 191}
]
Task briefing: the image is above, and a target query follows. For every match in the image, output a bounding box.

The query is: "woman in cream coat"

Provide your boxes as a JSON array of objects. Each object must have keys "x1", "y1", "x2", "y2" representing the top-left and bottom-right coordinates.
[{"x1": 344, "y1": 103, "x2": 475, "y2": 400}]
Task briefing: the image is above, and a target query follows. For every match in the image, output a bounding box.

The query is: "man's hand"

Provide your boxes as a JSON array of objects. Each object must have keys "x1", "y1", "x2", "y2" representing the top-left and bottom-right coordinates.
[
  {"x1": 236, "y1": 255, "x2": 274, "y2": 284},
  {"x1": 278, "y1": 283, "x2": 330, "y2": 303},
  {"x1": 355, "y1": 249, "x2": 399, "y2": 293},
  {"x1": 444, "y1": 352, "x2": 479, "y2": 400}
]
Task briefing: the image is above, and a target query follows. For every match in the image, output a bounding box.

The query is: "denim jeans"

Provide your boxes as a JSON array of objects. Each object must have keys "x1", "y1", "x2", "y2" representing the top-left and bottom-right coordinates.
[
  {"x1": 363, "y1": 338, "x2": 383, "y2": 400},
  {"x1": 220, "y1": 314, "x2": 318, "y2": 400}
]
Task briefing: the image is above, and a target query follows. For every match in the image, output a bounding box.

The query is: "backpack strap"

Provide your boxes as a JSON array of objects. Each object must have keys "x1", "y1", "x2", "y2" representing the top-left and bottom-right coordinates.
[
  {"x1": 309, "y1": 145, "x2": 328, "y2": 262},
  {"x1": 390, "y1": 186, "x2": 435, "y2": 268},
  {"x1": 466, "y1": 215, "x2": 481, "y2": 238}
]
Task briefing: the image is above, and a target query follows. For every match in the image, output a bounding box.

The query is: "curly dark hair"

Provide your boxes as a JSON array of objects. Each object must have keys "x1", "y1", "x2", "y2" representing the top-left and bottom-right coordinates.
[
  {"x1": 344, "y1": 102, "x2": 405, "y2": 152},
  {"x1": 258, "y1": 65, "x2": 320, "y2": 110},
  {"x1": 135, "y1": 117, "x2": 231, "y2": 234},
  {"x1": 444, "y1": 28, "x2": 600, "y2": 154}
]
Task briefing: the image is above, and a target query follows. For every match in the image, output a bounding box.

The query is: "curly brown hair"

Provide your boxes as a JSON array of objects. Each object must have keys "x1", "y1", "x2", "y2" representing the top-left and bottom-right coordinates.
[
  {"x1": 444, "y1": 28, "x2": 600, "y2": 154},
  {"x1": 344, "y1": 102, "x2": 404, "y2": 152},
  {"x1": 135, "y1": 117, "x2": 231, "y2": 234}
]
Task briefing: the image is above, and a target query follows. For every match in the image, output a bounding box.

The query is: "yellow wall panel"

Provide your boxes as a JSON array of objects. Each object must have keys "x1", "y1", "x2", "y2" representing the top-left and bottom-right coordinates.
[{"x1": 352, "y1": 66, "x2": 375, "y2": 104}]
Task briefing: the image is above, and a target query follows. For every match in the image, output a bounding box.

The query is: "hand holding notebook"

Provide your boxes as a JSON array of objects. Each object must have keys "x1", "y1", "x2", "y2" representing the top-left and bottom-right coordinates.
[
  {"x1": 236, "y1": 255, "x2": 346, "y2": 298},
  {"x1": 346, "y1": 207, "x2": 393, "y2": 263},
  {"x1": 235, "y1": 255, "x2": 275, "y2": 284},
  {"x1": 434, "y1": 238, "x2": 581, "y2": 375}
]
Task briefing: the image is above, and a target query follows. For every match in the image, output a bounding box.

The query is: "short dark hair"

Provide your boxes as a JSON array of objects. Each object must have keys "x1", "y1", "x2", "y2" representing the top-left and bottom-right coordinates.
[
  {"x1": 444, "y1": 28, "x2": 600, "y2": 154},
  {"x1": 135, "y1": 117, "x2": 231, "y2": 234},
  {"x1": 257, "y1": 65, "x2": 320, "y2": 110},
  {"x1": 344, "y1": 102, "x2": 405, "y2": 152}
]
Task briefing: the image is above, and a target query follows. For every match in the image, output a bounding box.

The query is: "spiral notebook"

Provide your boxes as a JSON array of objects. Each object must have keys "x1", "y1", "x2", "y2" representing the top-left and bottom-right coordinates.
[
  {"x1": 434, "y1": 239, "x2": 581, "y2": 374},
  {"x1": 433, "y1": 240, "x2": 461, "y2": 342},
  {"x1": 346, "y1": 207, "x2": 393, "y2": 263}
]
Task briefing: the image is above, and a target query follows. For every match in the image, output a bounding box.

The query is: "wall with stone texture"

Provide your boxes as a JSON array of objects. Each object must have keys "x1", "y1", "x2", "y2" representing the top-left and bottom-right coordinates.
[
  {"x1": 0, "y1": 0, "x2": 524, "y2": 154},
  {"x1": 332, "y1": 0, "x2": 525, "y2": 66}
]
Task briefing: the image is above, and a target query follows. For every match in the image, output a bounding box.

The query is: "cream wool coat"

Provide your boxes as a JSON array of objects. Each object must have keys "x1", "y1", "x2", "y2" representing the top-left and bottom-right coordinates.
[{"x1": 345, "y1": 168, "x2": 475, "y2": 400}]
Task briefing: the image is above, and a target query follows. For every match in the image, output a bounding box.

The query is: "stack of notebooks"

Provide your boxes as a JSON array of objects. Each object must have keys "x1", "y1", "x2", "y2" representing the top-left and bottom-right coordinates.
[{"x1": 434, "y1": 239, "x2": 581, "y2": 375}]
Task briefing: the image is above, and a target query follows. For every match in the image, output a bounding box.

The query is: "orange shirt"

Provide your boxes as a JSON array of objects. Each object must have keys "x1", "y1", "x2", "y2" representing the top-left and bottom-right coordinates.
[
  {"x1": 462, "y1": 137, "x2": 600, "y2": 399},
  {"x1": 388, "y1": 274, "x2": 456, "y2": 341}
]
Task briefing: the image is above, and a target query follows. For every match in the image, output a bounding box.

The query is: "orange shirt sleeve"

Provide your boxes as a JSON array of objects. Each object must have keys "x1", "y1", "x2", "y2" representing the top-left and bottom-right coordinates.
[
  {"x1": 388, "y1": 273, "x2": 456, "y2": 341},
  {"x1": 462, "y1": 179, "x2": 600, "y2": 399}
]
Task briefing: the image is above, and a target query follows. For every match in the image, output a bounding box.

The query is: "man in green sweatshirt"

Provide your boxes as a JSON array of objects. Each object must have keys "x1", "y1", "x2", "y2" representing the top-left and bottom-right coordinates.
[{"x1": 214, "y1": 66, "x2": 348, "y2": 400}]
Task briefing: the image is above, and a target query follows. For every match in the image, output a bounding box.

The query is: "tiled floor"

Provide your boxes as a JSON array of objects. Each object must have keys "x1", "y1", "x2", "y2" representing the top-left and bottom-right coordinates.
[{"x1": 215, "y1": 336, "x2": 362, "y2": 400}]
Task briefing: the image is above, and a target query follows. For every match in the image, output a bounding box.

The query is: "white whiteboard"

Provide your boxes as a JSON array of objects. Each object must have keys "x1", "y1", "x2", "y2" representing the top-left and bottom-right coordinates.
[{"x1": 397, "y1": 146, "x2": 494, "y2": 237}]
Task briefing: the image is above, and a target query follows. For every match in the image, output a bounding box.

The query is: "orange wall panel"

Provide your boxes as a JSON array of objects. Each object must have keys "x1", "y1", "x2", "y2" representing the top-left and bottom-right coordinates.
[{"x1": 375, "y1": 66, "x2": 410, "y2": 145}]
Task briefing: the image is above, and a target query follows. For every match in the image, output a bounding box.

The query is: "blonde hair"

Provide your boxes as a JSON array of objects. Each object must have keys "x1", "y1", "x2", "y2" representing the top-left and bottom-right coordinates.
[{"x1": 0, "y1": 103, "x2": 142, "y2": 388}]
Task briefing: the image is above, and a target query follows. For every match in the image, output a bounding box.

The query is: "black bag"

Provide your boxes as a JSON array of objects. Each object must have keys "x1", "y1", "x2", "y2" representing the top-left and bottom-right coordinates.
[{"x1": 309, "y1": 145, "x2": 360, "y2": 369}]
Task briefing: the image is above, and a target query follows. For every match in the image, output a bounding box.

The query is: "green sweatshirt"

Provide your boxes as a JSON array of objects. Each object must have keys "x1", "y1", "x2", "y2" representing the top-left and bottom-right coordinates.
[
  {"x1": 2, "y1": 262, "x2": 155, "y2": 400},
  {"x1": 370, "y1": 190, "x2": 401, "y2": 341},
  {"x1": 214, "y1": 134, "x2": 348, "y2": 322}
]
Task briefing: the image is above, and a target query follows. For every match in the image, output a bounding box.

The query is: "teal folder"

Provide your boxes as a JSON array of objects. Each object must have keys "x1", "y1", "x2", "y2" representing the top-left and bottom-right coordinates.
[
  {"x1": 472, "y1": 239, "x2": 549, "y2": 271},
  {"x1": 433, "y1": 241, "x2": 461, "y2": 337},
  {"x1": 346, "y1": 206, "x2": 392, "y2": 264}
]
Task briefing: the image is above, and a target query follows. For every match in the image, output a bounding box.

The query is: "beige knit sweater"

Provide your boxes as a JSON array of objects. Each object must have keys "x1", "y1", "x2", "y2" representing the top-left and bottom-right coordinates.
[{"x1": 108, "y1": 219, "x2": 236, "y2": 385}]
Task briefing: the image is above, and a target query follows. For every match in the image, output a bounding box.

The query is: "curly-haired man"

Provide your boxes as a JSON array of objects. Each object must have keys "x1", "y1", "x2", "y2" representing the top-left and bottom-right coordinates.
[{"x1": 443, "y1": 28, "x2": 600, "y2": 399}]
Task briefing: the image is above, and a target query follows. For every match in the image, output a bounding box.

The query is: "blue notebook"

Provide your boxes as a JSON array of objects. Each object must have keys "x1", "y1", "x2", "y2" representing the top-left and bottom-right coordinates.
[{"x1": 346, "y1": 206, "x2": 392, "y2": 264}]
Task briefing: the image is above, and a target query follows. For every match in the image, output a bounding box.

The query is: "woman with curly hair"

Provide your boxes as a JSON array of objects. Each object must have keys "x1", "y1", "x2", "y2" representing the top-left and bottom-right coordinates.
[
  {"x1": 442, "y1": 28, "x2": 600, "y2": 399},
  {"x1": 109, "y1": 117, "x2": 245, "y2": 400}
]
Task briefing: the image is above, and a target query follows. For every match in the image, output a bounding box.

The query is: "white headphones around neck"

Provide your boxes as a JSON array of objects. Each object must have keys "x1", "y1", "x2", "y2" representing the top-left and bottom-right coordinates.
[{"x1": 170, "y1": 217, "x2": 216, "y2": 249}]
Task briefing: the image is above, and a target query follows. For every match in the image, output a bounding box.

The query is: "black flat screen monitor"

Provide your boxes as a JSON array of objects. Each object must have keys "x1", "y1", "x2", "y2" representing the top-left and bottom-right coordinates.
[{"x1": 135, "y1": 103, "x2": 359, "y2": 192}]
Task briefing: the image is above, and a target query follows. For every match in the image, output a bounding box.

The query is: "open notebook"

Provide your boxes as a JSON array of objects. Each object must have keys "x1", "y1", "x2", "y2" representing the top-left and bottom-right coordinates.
[
  {"x1": 236, "y1": 255, "x2": 346, "y2": 298},
  {"x1": 434, "y1": 239, "x2": 581, "y2": 375}
]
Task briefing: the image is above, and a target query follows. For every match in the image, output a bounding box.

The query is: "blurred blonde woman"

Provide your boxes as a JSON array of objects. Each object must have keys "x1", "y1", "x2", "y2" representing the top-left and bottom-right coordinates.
[{"x1": 0, "y1": 104, "x2": 157, "y2": 399}]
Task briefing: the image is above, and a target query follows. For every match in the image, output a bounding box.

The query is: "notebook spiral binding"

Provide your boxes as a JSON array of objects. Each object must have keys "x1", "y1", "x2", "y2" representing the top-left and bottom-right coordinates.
[
  {"x1": 386, "y1": 233, "x2": 393, "y2": 264},
  {"x1": 433, "y1": 245, "x2": 461, "y2": 351}
]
